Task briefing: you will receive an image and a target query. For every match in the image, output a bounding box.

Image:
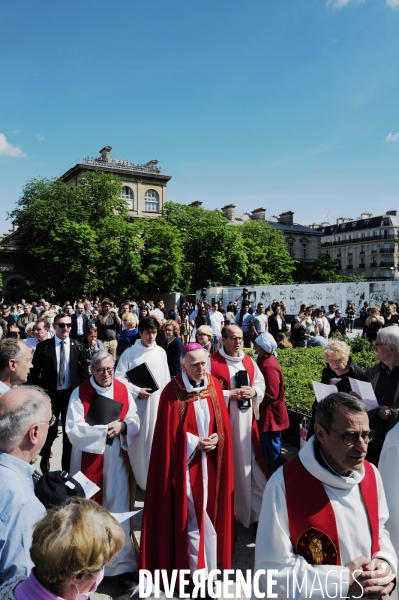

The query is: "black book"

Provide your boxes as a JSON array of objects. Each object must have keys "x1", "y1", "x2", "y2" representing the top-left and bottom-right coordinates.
[
  {"x1": 86, "y1": 393, "x2": 123, "y2": 426},
  {"x1": 236, "y1": 370, "x2": 251, "y2": 410},
  {"x1": 126, "y1": 362, "x2": 159, "y2": 394}
]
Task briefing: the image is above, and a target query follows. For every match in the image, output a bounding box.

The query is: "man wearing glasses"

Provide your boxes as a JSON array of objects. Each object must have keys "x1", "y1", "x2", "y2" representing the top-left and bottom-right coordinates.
[
  {"x1": 66, "y1": 351, "x2": 140, "y2": 585},
  {"x1": 0, "y1": 387, "x2": 53, "y2": 583},
  {"x1": 211, "y1": 324, "x2": 267, "y2": 530},
  {"x1": 30, "y1": 312, "x2": 89, "y2": 473},
  {"x1": 253, "y1": 392, "x2": 397, "y2": 600}
]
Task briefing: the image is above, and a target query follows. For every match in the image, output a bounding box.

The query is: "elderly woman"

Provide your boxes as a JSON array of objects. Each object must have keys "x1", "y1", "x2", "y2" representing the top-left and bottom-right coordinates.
[
  {"x1": 117, "y1": 312, "x2": 138, "y2": 357},
  {"x1": 196, "y1": 324, "x2": 214, "y2": 355},
  {"x1": 66, "y1": 351, "x2": 140, "y2": 579},
  {"x1": 307, "y1": 339, "x2": 367, "y2": 439},
  {"x1": 162, "y1": 319, "x2": 183, "y2": 378},
  {"x1": 0, "y1": 497, "x2": 124, "y2": 599},
  {"x1": 253, "y1": 332, "x2": 289, "y2": 472}
]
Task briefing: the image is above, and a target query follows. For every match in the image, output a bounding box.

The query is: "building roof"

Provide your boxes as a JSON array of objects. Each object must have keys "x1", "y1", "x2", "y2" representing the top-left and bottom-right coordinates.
[
  {"x1": 226, "y1": 211, "x2": 322, "y2": 235},
  {"x1": 321, "y1": 213, "x2": 399, "y2": 236}
]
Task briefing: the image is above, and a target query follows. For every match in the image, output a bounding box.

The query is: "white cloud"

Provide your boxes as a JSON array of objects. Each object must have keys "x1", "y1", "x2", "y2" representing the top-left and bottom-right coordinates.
[
  {"x1": 8, "y1": 129, "x2": 21, "y2": 135},
  {"x1": 0, "y1": 133, "x2": 26, "y2": 157},
  {"x1": 386, "y1": 0, "x2": 399, "y2": 7},
  {"x1": 326, "y1": 0, "x2": 364, "y2": 9},
  {"x1": 36, "y1": 134, "x2": 45, "y2": 142},
  {"x1": 385, "y1": 132, "x2": 399, "y2": 142}
]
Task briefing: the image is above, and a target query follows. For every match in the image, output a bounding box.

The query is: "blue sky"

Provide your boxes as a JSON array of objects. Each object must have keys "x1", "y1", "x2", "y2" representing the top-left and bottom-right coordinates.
[{"x1": 1, "y1": 0, "x2": 399, "y2": 234}]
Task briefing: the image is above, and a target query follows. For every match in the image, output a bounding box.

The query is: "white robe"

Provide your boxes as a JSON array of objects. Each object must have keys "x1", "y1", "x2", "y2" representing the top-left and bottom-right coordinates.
[
  {"x1": 379, "y1": 422, "x2": 399, "y2": 557},
  {"x1": 115, "y1": 340, "x2": 170, "y2": 490},
  {"x1": 252, "y1": 437, "x2": 397, "y2": 600},
  {"x1": 183, "y1": 371, "x2": 217, "y2": 578},
  {"x1": 212, "y1": 347, "x2": 266, "y2": 527},
  {"x1": 66, "y1": 377, "x2": 140, "y2": 576}
]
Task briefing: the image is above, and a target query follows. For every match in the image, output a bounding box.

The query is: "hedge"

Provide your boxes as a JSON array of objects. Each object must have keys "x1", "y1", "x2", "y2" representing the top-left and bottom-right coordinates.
[{"x1": 246, "y1": 335, "x2": 378, "y2": 414}]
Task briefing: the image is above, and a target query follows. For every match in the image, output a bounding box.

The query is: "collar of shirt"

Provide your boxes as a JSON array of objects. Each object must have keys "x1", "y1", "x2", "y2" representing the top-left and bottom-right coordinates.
[
  {"x1": 0, "y1": 452, "x2": 36, "y2": 483},
  {"x1": 182, "y1": 370, "x2": 207, "y2": 393},
  {"x1": 315, "y1": 442, "x2": 353, "y2": 479},
  {"x1": 54, "y1": 335, "x2": 70, "y2": 346},
  {"x1": 380, "y1": 362, "x2": 399, "y2": 375}
]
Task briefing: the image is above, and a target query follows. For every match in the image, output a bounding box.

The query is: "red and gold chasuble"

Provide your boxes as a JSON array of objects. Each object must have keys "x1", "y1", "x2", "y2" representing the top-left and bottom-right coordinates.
[
  {"x1": 210, "y1": 352, "x2": 270, "y2": 479},
  {"x1": 80, "y1": 378, "x2": 131, "y2": 504},
  {"x1": 283, "y1": 455, "x2": 379, "y2": 565}
]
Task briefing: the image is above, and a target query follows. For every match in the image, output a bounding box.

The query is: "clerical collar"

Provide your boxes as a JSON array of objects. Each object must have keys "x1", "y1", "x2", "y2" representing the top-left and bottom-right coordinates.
[
  {"x1": 188, "y1": 376, "x2": 204, "y2": 388},
  {"x1": 315, "y1": 441, "x2": 353, "y2": 479},
  {"x1": 220, "y1": 345, "x2": 244, "y2": 362}
]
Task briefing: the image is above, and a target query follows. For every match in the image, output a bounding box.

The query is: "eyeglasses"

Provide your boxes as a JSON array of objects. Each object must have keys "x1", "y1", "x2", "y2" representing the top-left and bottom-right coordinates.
[
  {"x1": 56, "y1": 323, "x2": 72, "y2": 328},
  {"x1": 227, "y1": 336, "x2": 243, "y2": 342},
  {"x1": 328, "y1": 427, "x2": 374, "y2": 446},
  {"x1": 41, "y1": 414, "x2": 57, "y2": 427},
  {"x1": 94, "y1": 367, "x2": 114, "y2": 374},
  {"x1": 197, "y1": 333, "x2": 208, "y2": 338}
]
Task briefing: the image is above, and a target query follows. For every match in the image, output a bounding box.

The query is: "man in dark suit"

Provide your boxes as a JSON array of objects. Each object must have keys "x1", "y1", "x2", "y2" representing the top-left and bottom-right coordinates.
[
  {"x1": 29, "y1": 312, "x2": 89, "y2": 473},
  {"x1": 70, "y1": 302, "x2": 90, "y2": 342}
]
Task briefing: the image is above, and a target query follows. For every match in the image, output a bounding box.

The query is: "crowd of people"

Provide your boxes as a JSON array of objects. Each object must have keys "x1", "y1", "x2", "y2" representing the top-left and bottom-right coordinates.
[{"x1": 0, "y1": 293, "x2": 399, "y2": 598}]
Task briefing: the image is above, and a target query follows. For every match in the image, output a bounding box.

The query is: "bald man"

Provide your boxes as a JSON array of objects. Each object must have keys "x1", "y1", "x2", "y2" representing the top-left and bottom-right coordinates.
[{"x1": 0, "y1": 387, "x2": 53, "y2": 583}]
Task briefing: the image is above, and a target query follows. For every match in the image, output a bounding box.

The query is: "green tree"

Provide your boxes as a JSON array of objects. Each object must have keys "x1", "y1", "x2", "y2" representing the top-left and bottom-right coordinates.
[
  {"x1": 163, "y1": 202, "x2": 248, "y2": 291},
  {"x1": 237, "y1": 220, "x2": 296, "y2": 284},
  {"x1": 9, "y1": 172, "x2": 142, "y2": 299},
  {"x1": 138, "y1": 218, "x2": 184, "y2": 294}
]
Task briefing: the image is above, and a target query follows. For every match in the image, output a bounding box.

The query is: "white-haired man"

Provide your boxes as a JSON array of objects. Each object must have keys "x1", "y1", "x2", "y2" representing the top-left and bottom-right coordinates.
[
  {"x1": 0, "y1": 387, "x2": 53, "y2": 582},
  {"x1": 365, "y1": 326, "x2": 399, "y2": 465},
  {"x1": 66, "y1": 351, "x2": 140, "y2": 582},
  {"x1": 140, "y1": 343, "x2": 235, "y2": 587},
  {"x1": 211, "y1": 324, "x2": 267, "y2": 529}
]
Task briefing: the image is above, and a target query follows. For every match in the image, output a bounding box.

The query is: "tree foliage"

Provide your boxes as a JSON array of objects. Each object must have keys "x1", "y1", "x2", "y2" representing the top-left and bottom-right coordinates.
[
  {"x1": 293, "y1": 254, "x2": 365, "y2": 283},
  {"x1": 10, "y1": 172, "x2": 142, "y2": 299}
]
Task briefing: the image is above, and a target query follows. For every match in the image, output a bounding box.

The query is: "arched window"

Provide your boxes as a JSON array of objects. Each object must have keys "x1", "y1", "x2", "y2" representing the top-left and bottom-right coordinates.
[
  {"x1": 144, "y1": 189, "x2": 160, "y2": 212},
  {"x1": 120, "y1": 186, "x2": 134, "y2": 209}
]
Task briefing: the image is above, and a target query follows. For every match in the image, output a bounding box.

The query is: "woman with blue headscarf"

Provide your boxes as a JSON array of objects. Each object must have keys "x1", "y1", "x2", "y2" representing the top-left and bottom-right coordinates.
[{"x1": 254, "y1": 332, "x2": 289, "y2": 472}]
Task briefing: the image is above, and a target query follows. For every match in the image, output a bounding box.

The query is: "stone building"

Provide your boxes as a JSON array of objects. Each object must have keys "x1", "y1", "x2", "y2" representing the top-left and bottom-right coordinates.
[
  {"x1": 217, "y1": 204, "x2": 321, "y2": 263},
  {"x1": 318, "y1": 211, "x2": 399, "y2": 280},
  {"x1": 60, "y1": 145, "x2": 172, "y2": 219}
]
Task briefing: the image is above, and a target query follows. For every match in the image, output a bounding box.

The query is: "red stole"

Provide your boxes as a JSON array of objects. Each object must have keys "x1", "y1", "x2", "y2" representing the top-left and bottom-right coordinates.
[
  {"x1": 283, "y1": 455, "x2": 380, "y2": 565},
  {"x1": 80, "y1": 378, "x2": 130, "y2": 505},
  {"x1": 211, "y1": 352, "x2": 270, "y2": 480}
]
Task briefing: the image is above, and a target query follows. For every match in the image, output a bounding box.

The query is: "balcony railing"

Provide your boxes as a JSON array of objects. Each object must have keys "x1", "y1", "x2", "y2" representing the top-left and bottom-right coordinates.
[
  {"x1": 347, "y1": 265, "x2": 353, "y2": 269},
  {"x1": 321, "y1": 232, "x2": 398, "y2": 248},
  {"x1": 380, "y1": 261, "x2": 395, "y2": 267},
  {"x1": 360, "y1": 251, "x2": 365, "y2": 255},
  {"x1": 370, "y1": 262, "x2": 378, "y2": 267},
  {"x1": 359, "y1": 264, "x2": 366, "y2": 269},
  {"x1": 381, "y1": 246, "x2": 395, "y2": 254},
  {"x1": 371, "y1": 249, "x2": 377, "y2": 254}
]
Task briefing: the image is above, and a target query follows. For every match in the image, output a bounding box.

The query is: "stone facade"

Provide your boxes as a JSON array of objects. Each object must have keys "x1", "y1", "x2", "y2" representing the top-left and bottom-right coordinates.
[
  {"x1": 318, "y1": 211, "x2": 399, "y2": 280},
  {"x1": 60, "y1": 146, "x2": 172, "y2": 220},
  {"x1": 217, "y1": 204, "x2": 321, "y2": 262}
]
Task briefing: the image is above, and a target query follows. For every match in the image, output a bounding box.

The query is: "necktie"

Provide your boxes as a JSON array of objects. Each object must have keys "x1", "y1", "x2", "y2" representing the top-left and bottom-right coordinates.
[{"x1": 59, "y1": 341, "x2": 66, "y2": 386}]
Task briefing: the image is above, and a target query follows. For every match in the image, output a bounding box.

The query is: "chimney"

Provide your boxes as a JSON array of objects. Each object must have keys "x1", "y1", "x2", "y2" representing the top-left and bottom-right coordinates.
[
  {"x1": 99, "y1": 146, "x2": 112, "y2": 161},
  {"x1": 321, "y1": 221, "x2": 330, "y2": 227},
  {"x1": 361, "y1": 212, "x2": 373, "y2": 219},
  {"x1": 189, "y1": 201, "x2": 203, "y2": 208},
  {"x1": 387, "y1": 210, "x2": 397, "y2": 216},
  {"x1": 336, "y1": 217, "x2": 345, "y2": 225},
  {"x1": 279, "y1": 211, "x2": 294, "y2": 226},
  {"x1": 252, "y1": 207, "x2": 266, "y2": 221},
  {"x1": 221, "y1": 204, "x2": 236, "y2": 221}
]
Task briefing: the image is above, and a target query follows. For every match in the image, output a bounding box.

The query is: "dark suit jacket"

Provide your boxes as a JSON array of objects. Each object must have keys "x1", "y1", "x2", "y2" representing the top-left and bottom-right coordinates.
[
  {"x1": 70, "y1": 313, "x2": 90, "y2": 339},
  {"x1": 29, "y1": 337, "x2": 89, "y2": 393}
]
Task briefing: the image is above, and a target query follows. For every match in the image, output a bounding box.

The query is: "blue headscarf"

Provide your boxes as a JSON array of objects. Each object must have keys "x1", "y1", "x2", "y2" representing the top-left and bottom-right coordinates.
[{"x1": 255, "y1": 332, "x2": 277, "y2": 356}]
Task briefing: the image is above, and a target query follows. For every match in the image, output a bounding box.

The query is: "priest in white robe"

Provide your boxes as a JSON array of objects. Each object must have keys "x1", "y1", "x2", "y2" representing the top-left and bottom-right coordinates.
[
  {"x1": 115, "y1": 316, "x2": 170, "y2": 490},
  {"x1": 211, "y1": 324, "x2": 268, "y2": 528},
  {"x1": 66, "y1": 350, "x2": 140, "y2": 577},
  {"x1": 253, "y1": 392, "x2": 397, "y2": 600}
]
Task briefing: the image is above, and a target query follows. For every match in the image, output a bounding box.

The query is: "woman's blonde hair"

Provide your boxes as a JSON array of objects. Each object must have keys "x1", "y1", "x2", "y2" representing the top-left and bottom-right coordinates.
[
  {"x1": 322, "y1": 339, "x2": 351, "y2": 363},
  {"x1": 122, "y1": 312, "x2": 137, "y2": 327},
  {"x1": 162, "y1": 319, "x2": 180, "y2": 337},
  {"x1": 196, "y1": 325, "x2": 213, "y2": 339},
  {"x1": 31, "y1": 498, "x2": 124, "y2": 585}
]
